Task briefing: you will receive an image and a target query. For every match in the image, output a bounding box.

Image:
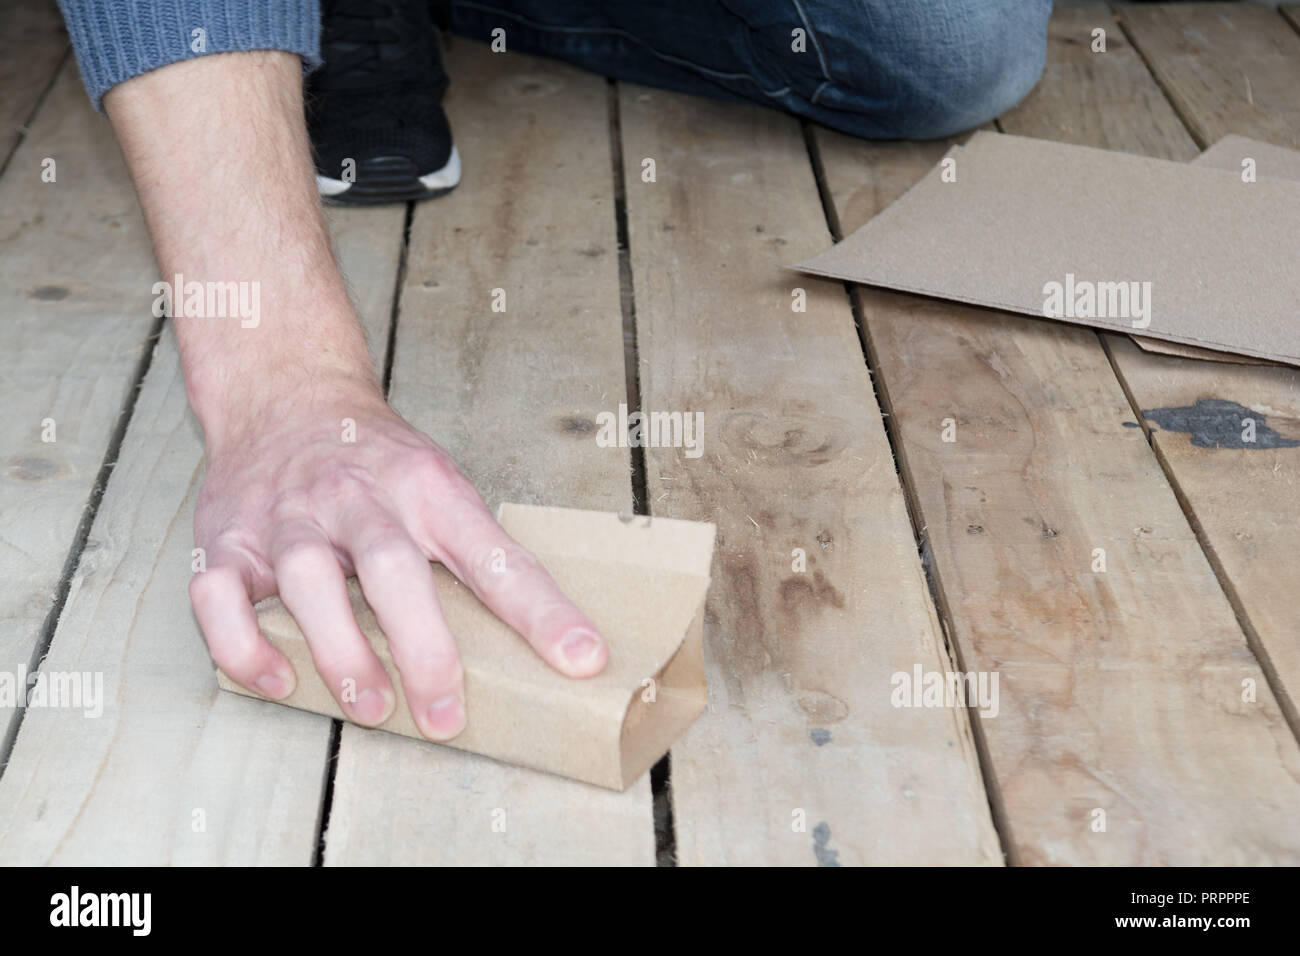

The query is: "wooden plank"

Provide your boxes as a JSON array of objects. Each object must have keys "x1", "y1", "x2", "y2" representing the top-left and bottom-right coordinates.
[
  {"x1": 0, "y1": 119, "x2": 406, "y2": 860},
  {"x1": 1106, "y1": 336, "x2": 1300, "y2": 726},
  {"x1": 1117, "y1": 2, "x2": 1300, "y2": 149},
  {"x1": 0, "y1": 64, "x2": 157, "y2": 751},
  {"x1": 0, "y1": 0, "x2": 66, "y2": 169},
  {"x1": 0, "y1": 331, "x2": 334, "y2": 864},
  {"x1": 1003, "y1": 3, "x2": 1300, "y2": 730},
  {"x1": 809, "y1": 7, "x2": 1300, "y2": 863},
  {"x1": 999, "y1": 2, "x2": 1198, "y2": 162},
  {"x1": 618, "y1": 89, "x2": 1001, "y2": 866},
  {"x1": 322, "y1": 41, "x2": 656, "y2": 866}
]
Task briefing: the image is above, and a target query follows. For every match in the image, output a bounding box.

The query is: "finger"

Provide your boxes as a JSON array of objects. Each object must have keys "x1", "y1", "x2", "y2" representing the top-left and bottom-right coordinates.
[
  {"x1": 338, "y1": 506, "x2": 467, "y2": 741},
  {"x1": 271, "y1": 520, "x2": 396, "y2": 727},
  {"x1": 190, "y1": 548, "x2": 297, "y2": 700},
  {"x1": 426, "y1": 496, "x2": 608, "y2": 679}
]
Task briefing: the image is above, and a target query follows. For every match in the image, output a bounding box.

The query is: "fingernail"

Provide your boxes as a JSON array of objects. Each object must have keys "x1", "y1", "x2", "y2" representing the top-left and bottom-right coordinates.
[
  {"x1": 561, "y1": 629, "x2": 600, "y2": 665},
  {"x1": 354, "y1": 687, "x2": 392, "y2": 725},
  {"x1": 256, "y1": 671, "x2": 292, "y2": 699},
  {"x1": 425, "y1": 695, "x2": 465, "y2": 738}
]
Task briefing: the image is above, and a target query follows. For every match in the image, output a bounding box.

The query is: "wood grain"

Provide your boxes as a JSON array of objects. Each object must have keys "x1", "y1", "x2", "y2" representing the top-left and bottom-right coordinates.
[
  {"x1": 809, "y1": 2, "x2": 1300, "y2": 863},
  {"x1": 1006, "y1": 0, "x2": 1300, "y2": 754},
  {"x1": 322, "y1": 41, "x2": 655, "y2": 866},
  {"x1": 618, "y1": 86, "x2": 1001, "y2": 866},
  {"x1": 1117, "y1": 2, "x2": 1300, "y2": 149},
  {"x1": 1001, "y1": 2, "x2": 1198, "y2": 161},
  {"x1": 0, "y1": 184, "x2": 406, "y2": 862},
  {"x1": 1001, "y1": 3, "x2": 1300, "y2": 734},
  {"x1": 0, "y1": 65, "x2": 156, "y2": 750},
  {"x1": 0, "y1": 0, "x2": 66, "y2": 168}
]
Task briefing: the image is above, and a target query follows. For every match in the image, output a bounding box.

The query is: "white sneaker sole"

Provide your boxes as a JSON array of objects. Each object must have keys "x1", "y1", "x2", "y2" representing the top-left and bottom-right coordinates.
[{"x1": 316, "y1": 145, "x2": 461, "y2": 198}]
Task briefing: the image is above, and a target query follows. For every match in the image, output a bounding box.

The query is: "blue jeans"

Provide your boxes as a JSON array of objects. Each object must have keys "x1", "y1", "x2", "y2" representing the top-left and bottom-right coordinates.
[{"x1": 448, "y1": 0, "x2": 1052, "y2": 139}]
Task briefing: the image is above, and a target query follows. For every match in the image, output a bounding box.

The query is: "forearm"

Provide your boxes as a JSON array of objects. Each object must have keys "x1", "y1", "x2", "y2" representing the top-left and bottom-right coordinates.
[
  {"x1": 65, "y1": 11, "x2": 607, "y2": 733},
  {"x1": 105, "y1": 51, "x2": 381, "y2": 451}
]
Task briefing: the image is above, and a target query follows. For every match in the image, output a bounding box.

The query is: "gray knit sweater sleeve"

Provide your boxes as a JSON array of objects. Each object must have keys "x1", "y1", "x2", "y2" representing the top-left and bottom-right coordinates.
[{"x1": 56, "y1": 1, "x2": 321, "y2": 111}]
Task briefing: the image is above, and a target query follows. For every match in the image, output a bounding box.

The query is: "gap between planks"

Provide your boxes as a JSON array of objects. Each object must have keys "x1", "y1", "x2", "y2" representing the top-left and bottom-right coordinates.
[
  {"x1": 804, "y1": 0, "x2": 1300, "y2": 863},
  {"x1": 0, "y1": 0, "x2": 67, "y2": 177},
  {"x1": 619, "y1": 83, "x2": 1001, "y2": 866},
  {"x1": 318, "y1": 41, "x2": 655, "y2": 867},
  {"x1": 0, "y1": 63, "x2": 403, "y2": 858},
  {"x1": 0, "y1": 61, "x2": 165, "y2": 775},
  {"x1": 604, "y1": 77, "x2": 677, "y2": 866},
  {"x1": 1043, "y1": 1, "x2": 1300, "y2": 747},
  {"x1": 799, "y1": 121, "x2": 1015, "y2": 862},
  {"x1": 313, "y1": 198, "x2": 416, "y2": 866}
]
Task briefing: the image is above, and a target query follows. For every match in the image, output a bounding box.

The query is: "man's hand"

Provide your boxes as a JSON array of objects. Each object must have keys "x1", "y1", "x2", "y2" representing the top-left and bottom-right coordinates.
[
  {"x1": 193, "y1": 377, "x2": 607, "y2": 740},
  {"x1": 105, "y1": 51, "x2": 606, "y2": 741}
]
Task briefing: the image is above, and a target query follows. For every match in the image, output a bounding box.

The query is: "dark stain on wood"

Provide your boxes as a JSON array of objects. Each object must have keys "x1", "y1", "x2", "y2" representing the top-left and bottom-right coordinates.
[
  {"x1": 797, "y1": 691, "x2": 849, "y2": 723},
  {"x1": 779, "y1": 570, "x2": 845, "y2": 612},
  {"x1": 717, "y1": 548, "x2": 765, "y2": 701},
  {"x1": 559, "y1": 415, "x2": 595, "y2": 435},
  {"x1": 4, "y1": 456, "x2": 61, "y2": 480},
  {"x1": 812, "y1": 821, "x2": 841, "y2": 866},
  {"x1": 1143, "y1": 398, "x2": 1300, "y2": 449}
]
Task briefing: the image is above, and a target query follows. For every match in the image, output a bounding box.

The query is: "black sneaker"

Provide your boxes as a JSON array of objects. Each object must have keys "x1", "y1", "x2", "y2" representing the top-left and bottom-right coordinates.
[{"x1": 308, "y1": 0, "x2": 461, "y2": 204}]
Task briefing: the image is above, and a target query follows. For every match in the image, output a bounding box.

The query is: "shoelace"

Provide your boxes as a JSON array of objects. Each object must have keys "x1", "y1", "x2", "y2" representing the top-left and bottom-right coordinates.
[{"x1": 315, "y1": 0, "x2": 420, "y2": 93}]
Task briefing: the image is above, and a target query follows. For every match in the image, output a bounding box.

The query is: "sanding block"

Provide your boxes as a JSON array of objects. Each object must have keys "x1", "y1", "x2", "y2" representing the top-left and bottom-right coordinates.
[{"x1": 216, "y1": 503, "x2": 715, "y2": 790}]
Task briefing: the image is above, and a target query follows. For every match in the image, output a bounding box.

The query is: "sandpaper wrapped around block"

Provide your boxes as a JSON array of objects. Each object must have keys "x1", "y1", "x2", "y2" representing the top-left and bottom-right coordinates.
[{"x1": 216, "y1": 504, "x2": 716, "y2": 790}]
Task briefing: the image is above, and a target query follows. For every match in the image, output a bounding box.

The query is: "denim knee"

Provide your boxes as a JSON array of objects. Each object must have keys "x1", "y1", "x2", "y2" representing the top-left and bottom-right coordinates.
[{"x1": 813, "y1": 0, "x2": 1052, "y2": 140}]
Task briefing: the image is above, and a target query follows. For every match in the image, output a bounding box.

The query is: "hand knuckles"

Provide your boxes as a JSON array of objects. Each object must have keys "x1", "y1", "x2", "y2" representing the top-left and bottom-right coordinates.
[
  {"x1": 308, "y1": 649, "x2": 361, "y2": 682},
  {"x1": 470, "y1": 542, "x2": 537, "y2": 585},
  {"x1": 359, "y1": 535, "x2": 415, "y2": 578},
  {"x1": 424, "y1": 481, "x2": 488, "y2": 528},
  {"x1": 407, "y1": 449, "x2": 460, "y2": 488},
  {"x1": 189, "y1": 565, "x2": 236, "y2": 608},
  {"x1": 205, "y1": 632, "x2": 259, "y2": 675},
  {"x1": 270, "y1": 488, "x2": 314, "y2": 522},
  {"x1": 311, "y1": 464, "x2": 374, "y2": 507},
  {"x1": 394, "y1": 650, "x2": 463, "y2": 688},
  {"x1": 274, "y1": 540, "x2": 336, "y2": 586},
  {"x1": 208, "y1": 525, "x2": 261, "y2": 557},
  {"x1": 526, "y1": 598, "x2": 582, "y2": 635},
  {"x1": 449, "y1": 477, "x2": 486, "y2": 507}
]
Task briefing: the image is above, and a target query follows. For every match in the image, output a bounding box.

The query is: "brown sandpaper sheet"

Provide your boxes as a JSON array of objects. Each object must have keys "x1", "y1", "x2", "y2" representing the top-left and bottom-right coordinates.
[
  {"x1": 1130, "y1": 135, "x2": 1300, "y2": 365},
  {"x1": 796, "y1": 130, "x2": 1300, "y2": 366},
  {"x1": 216, "y1": 504, "x2": 716, "y2": 791},
  {"x1": 1198, "y1": 134, "x2": 1300, "y2": 180},
  {"x1": 1127, "y1": 337, "x2": 1272, "y2": 364}
]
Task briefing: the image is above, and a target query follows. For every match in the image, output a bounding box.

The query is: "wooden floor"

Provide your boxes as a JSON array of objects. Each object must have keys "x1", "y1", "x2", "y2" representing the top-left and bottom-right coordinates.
[{"x1": 2, "y1": 1, "x2": 1299, "y2": 865}]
